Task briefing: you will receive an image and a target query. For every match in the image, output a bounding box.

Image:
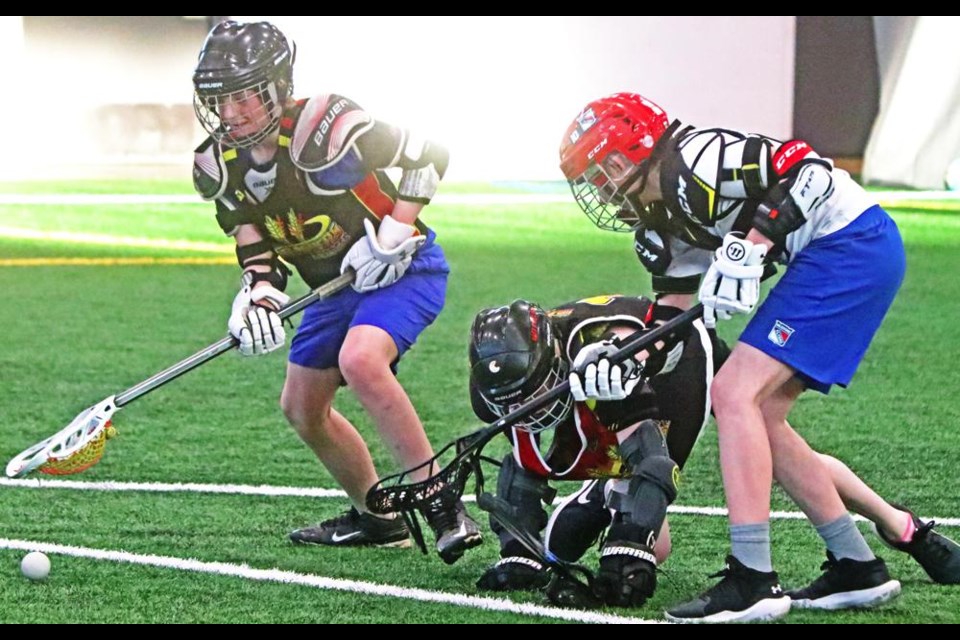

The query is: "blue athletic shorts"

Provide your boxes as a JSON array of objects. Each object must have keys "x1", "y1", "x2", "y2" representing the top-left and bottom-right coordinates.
[
  {"x1": 739, "y1": 206, "x2": 905, "y2": 394},
  {"x1": 289, "y1": 231, "x2": 449, "y2": 371}
]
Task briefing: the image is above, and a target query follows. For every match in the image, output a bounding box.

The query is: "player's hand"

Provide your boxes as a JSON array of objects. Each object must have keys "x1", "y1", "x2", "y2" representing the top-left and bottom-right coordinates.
[
  {"x1": 228, "y1": 284, "x2": 290, "y2": 356},
  {"x1": 698, "y1": 233, "x2": 767, "y2": 328},
  {"x1": 569, "y1": 340, "x2": 641, "y2": 402},
  {"x1": 340, "y1": 216, "x2": 425, "y2": 293}
]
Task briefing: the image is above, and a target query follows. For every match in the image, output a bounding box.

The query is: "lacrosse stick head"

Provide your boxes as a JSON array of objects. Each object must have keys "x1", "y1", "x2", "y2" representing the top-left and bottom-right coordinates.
[
  {"x1": 5, "y1": 396, "x2": 119, "y2": 478},
  {"x1": 365, "y1": 437, "x2": 480, "y2": 516}
]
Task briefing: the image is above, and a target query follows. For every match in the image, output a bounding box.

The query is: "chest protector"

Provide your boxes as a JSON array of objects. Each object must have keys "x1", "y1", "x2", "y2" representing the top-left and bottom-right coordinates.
[{"x1": 213, "y1": 100, "x2": 416, "y2": 288}]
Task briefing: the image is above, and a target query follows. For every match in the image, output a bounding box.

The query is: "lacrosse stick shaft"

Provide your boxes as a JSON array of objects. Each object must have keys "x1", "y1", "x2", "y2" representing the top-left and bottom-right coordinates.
[{"x1": 114, "y1": 270, "x2": 354, "y2": 407}]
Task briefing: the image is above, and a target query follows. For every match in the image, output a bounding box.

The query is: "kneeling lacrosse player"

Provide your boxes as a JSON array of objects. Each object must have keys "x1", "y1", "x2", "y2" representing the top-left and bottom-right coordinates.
[{"x1": 469, "y1": 295, "x2": 723, "y2": 607}]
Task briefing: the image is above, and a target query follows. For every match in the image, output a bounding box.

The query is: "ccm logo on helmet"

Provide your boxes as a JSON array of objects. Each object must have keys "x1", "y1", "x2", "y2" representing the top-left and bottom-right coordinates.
[{"x1": 587, "y1": 138, "x2": 608, "y2": 160}]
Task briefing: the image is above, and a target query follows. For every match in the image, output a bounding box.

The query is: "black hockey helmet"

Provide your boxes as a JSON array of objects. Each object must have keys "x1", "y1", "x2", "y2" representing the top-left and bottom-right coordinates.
[
  {"x1": 469, "y1": 300, "x2": 572, "y2": 433},
  {"x1": 192, "y1": 20, "x2": 295, "y2": 148}
]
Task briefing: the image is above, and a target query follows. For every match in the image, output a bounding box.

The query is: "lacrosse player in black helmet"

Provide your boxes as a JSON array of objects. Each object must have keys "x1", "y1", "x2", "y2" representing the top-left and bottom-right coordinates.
[
  {"x1": 191, "y1": 20, "x2": 481, "y2": 564},
  {"x1": 469, "y1": 295, "x2": 724, "y2": 607}
]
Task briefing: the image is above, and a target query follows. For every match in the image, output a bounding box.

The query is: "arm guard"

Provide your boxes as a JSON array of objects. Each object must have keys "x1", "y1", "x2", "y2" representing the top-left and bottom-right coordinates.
[
  {"x1": 236, "y1": 241, "x2": 291, "y2": 291},
  {"x1": 753, "y1": 161, "x2": 834, "y2": 246},
  {"x1": 395, "y1": 132, "x2": 449, "y2": 204}
]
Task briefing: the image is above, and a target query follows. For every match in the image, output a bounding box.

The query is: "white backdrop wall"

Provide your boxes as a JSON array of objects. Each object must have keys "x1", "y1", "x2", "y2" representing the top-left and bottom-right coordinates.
[
  {"x1": 4, "y1": 16, "x2": 795, "y2": 182},
  {"x1": 862, "y1": 16, "x2": 960, "y2": 189},
  {"x1": 248, "y1": 16, "x2": 795, "y2": 181}
]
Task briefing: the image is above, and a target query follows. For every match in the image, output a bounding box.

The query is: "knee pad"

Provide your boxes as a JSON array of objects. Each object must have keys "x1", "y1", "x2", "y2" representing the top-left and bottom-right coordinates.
[
  {"x1": 491, "y1": 454, "x2": 551, "y2": 547},
  {"x1": 619, "y1": 419, "x2": 669, "y2": 466},
  {"x1": 630, "y1": 455, "x2": 680, "y2": 505}
]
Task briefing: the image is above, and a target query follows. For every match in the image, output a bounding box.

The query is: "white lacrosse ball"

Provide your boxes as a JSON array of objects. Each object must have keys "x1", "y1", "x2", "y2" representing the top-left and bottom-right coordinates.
[{"x1": 21, "y1": 551, "x2": 50, "y2": 581}]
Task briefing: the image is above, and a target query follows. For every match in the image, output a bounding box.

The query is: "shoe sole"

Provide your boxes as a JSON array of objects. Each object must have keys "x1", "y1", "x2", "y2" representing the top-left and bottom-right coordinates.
[
  {"x1": 438, "y1": 533, "x2": 484, "y2": 565},
  {"x1": 791, "y1": 579, "x2": 901, "y2": 610},
  {"x1": 290, "y1": 536, "x2": 412, "y2": 549},
  {"x1": 665, "y1": 596, "x2": 792, "y2": 624}
]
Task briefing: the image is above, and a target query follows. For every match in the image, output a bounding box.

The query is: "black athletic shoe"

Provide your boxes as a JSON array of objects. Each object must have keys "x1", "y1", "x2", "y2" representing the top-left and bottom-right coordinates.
[
  {"x1": 665, "y1": 556, "x2": 791, "y2": 624},
  {"x1": 787, "y1": 552, "x2": 901, "y2": 610},
  {"x1": 422, "y1": 499, "x2": 484, "y2": 564},
  {"x1": 289, "y1": 507, "x2": 411, "y2": 548},
  {"x1": 875, "y1": 505, "x2": 960, "y2": 585}
]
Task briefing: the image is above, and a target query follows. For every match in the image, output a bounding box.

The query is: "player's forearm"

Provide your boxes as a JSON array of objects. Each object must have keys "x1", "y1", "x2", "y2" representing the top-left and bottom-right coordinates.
[
  {"x1": 389, "y1": 199, "x2": 425, "y2": 226},
  {"x1": 657, "y1": 293, "x2": 696, "y2": 310}
]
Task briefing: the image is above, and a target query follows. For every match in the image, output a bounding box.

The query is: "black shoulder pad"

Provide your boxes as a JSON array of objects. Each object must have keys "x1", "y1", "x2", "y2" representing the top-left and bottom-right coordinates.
[{"x1": 289, "y1": 94, "x2": 374, "y2": 171}]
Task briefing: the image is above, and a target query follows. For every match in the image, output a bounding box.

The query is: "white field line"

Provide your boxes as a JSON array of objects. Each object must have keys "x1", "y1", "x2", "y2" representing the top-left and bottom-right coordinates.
[
  {"x1": 3, "y1": 476, "x2": 957, "y2": 527},
  {"x1": 0, "y1": 190, "x2": 957, "y2": 207},
  {"x1": 0, "y1": 538, "x2": 661, "y2": 624},
  {"x1": 0, "y1": 226, "x2": 233, "y2": 253}
]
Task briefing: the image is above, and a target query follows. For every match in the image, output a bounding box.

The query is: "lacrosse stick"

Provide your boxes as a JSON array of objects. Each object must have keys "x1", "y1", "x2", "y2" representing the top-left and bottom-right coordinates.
[
  {"x1": 477, "y1": 492, "x2": 601, "y2": 609},
  {"x1": 365, "y1": 303, "x2": 704, "y2": 516},
  {"x1": 5, "y1": 270, "x2": 355, "y2": 479}
]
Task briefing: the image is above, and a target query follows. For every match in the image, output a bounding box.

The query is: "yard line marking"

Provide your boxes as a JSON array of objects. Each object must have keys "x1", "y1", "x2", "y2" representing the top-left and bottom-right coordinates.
[
  {"x1": 0, "y1": 257, "x2": 234, "y2": 267},
  {"x1": 4, "y1": 477, "x2": 957, "y2": 527},
  {"x1": 0, "y1": 538, "x2": 662, "y2": 624},
  {"x1": 0, "y1": 226, "x2": 232, "y2": 252}
]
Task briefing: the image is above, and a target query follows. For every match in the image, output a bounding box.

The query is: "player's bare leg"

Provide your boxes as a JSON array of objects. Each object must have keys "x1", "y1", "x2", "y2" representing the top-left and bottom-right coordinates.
[
  {"x1": 339, "y1": 325, "x2": 437, "y2": 482},
  {"x1": 816, "y1": 453, "x2": 910, "y2": 538},
  {"x1": 282, "y1": 363, "x2": 379, "y2": 509},
  {"x1": 339, "y1": 323, "x2": 483, "y2": 562},
  {"x1": 283, "y1": 362, "x2": 412, "y2": 548}
]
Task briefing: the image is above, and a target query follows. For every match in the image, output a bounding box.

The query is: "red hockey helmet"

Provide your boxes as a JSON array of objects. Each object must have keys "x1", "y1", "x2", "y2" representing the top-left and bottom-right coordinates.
[{"x1": 559, "y1": 93, "x2": 670, "y2": 231}]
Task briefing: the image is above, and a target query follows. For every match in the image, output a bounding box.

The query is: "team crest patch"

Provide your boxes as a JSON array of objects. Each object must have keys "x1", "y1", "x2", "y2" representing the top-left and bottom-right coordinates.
[{"x1": 768, "y1": 320, "x2": 795, "y2": 347}]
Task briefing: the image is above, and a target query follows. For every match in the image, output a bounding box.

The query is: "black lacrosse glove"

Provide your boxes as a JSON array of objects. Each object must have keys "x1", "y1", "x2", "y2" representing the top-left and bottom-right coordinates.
[
  {"x1": 476, "y1": 556, "x2": 550, "y2": 592},
  {"x1": 593, "y1": 540, "x2": 658, "y2": 607}
]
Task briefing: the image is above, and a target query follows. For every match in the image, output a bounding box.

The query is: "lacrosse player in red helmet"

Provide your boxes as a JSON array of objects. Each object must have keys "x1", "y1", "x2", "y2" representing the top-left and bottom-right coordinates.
[
  {"x1": 559, "y1": 92, "x2": 957, "y2": 621},
  {"x1": 191, "y1": 20, "x2": 481, "y2": 564}
]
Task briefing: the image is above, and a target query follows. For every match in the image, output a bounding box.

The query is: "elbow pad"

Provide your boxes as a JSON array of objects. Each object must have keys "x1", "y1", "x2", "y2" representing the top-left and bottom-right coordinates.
[
  {"x1": 752, "y1": 162, "x2": 834, "y2": 246},
  {"x1": 397, "y1": 135, "x2": 449, "y2": 204}
]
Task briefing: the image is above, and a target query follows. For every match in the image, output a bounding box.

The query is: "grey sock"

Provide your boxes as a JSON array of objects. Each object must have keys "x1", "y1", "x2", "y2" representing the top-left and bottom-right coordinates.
[
  {"x1": 816, "y1": 514, "x2": 875, "y2": 562},
  {"x1": 730, "y1": 522, "x2": 773, "y2": 572}
]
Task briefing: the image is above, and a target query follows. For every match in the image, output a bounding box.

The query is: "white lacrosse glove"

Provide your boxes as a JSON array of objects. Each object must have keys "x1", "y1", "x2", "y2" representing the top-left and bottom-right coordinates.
[
  {"x1": 698, "y1": 233, "x2": 767, "y2": 329},
  {"x1": 228, "y1": 284, "x2": 291, "y2": 356},
  {"x1": 340, "y1": 216, "x2": 426, "y2": 293},
  {"x1": 568, "y1": 340, "x2": 642, "y2": 402}
]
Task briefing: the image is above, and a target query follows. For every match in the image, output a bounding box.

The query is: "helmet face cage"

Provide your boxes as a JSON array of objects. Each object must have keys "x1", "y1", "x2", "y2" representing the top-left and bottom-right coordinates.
[
  {"x1": 194, "y1": 80, "x2": 285, "y2": 149},
  {"x1": 568, "y1": 152, "x2": 646, "y2": 232},
  {"x1": 193, "y1": 21, "x2": 294, "y2": 149},
  {"x1": 480, "y1": 341, "x2": 573, "y2": 434}
]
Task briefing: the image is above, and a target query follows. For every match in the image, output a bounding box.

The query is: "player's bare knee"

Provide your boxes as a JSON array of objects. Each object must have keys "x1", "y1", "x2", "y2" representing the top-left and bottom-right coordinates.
[
  {"x1": 710, "y1": 371, "x2": 752, "y2": 419},
  {"x1": 337, "y1": 345, "x2": 380, "y2": 389},
  {"x1": 280, "y1": 396, "x2": 329, "y2": 440}
]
